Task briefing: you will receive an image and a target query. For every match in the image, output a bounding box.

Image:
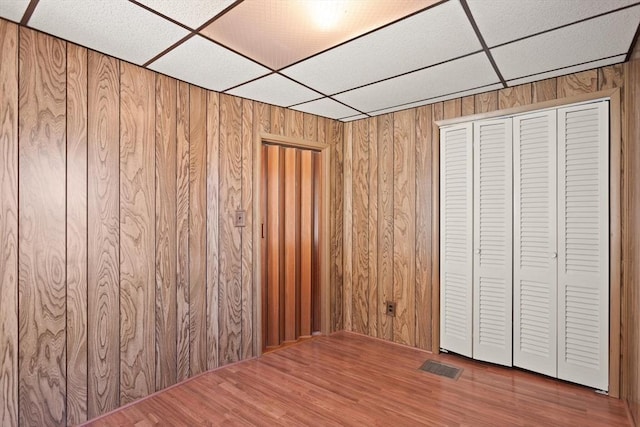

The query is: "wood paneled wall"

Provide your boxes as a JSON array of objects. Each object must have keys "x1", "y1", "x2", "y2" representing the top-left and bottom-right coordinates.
[
  {"x1": 341, "y1": 62, "x2": 640, "y2": 419},
  {"x1": 0, "y1": 19, "x2": 342, "y2": 426}
]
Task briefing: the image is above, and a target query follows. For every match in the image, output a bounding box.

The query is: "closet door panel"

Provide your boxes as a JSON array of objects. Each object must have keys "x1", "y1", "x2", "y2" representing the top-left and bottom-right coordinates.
[
  {"x1": 440, "y1": 123, "x2": 473, "y2": 357},
  {"x1": 557, "y1": 102, "x2": 609, "y2": 391},
  {"x1": 513, "y1": 111, "x2": 557, "y2": 377},
  {"x1": 472, "y1": 118, "x2": 513, "y2": 366}
]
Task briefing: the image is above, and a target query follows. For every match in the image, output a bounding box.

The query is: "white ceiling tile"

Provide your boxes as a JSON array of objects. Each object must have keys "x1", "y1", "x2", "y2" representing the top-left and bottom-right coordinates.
[
  {"x1": 334, "y1": 53, "x2": 499, "y2": 114},
  {"x1": 282, "y1": 0, "x2": 481, "y2": 95},
  {"x1": 227, "y1": 73, "x2": 321, "y2": 107},
  {"x1": 28, "y1": 0, "x2": 189, "y2": 65},
  {"x1": 507, "y1": 55, "x2": 627, "y2": 87},
  {"x1": 368, "y1": 83, "x2": 505, "y2": 116},
  {"x1": 492, "y1": 7, "x2": 640, "y2": 81},
  {"x1": 340, "y1": 114, "x2": 369, "y2": 122},
  {"x1": 149, "y1": 35, "x2": 269, "y2": 92},
  {"x1": 291, "y1": 97, "x2": 360, "y2": 120},
  {"x1": 468, "y1": 0, "x2": 637, "y2": 47},
  {"x1": 0, "y1": 0, "x2": 30, "y2": 22},
  {"x1": 135, "y1": 0, "x2": 235, "y2": 29}
]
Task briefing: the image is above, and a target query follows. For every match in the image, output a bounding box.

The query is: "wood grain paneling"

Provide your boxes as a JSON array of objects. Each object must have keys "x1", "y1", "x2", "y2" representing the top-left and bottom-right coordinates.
[
  {"x1": 119, "y1": 63, "x2": 155, "y2": 405},
  {"x1": 304, "y1": 113, "x2": 317, "y2": 142},
  {"x1": 498, "y1": 84, "x2": 532, "y2": 109},
  {"x1": 66, "y1": 43, "x2": 88, "y2": 426},
  {"x1": 558, "y1": 70, "x2": 598, "y2": 97},
  {"x1": 461, "y1": 95, "x2": 475, "y2": 116},
  {"x1": 331, "y1": 121, "x2": 344, "y2": 332},
  {"x1": 87, "y1": 51, "x2": 120, "y2": 418},
  {"x1": 188, "y1": 85, "x2": 207, "y2": 376},
  {"x1": 367, "y1": 118, "x2": 379, "y2": 338},
  {"x1": 474, "y1": 91, "x2": 498, "y2": 113},
  {"x1": 285, "y1": 109, "x2": 304, "y2": 139},
  {"x1": 343, "y1": 123, "x2": 353, "y2": 331},
  {"x1": 352, "y1": 119, "x2": 369, "y2": 335},
  {"x1": 443, "y1": 98, "x2": 461, "y2": 119},
  {"x1": 532, "y1": 78, "x2": 557, "y2": 103},
  {"x1": 219, "y1": 94, "x2": 243, "y2": 364},
  {"x1": 206, "y1": 91, "x2": 220, "y2": 370},
  {"x1": 175, "y1": 80, "x2": 190, "y2": 381},
  {"x1": 18, "y1": 27, "x2": 67, "y2": 426},
  {"x1": 271, "y1": 105, "x2": 285, "y2": 136},
  {"x1": 392, "y1": 109, "x2": 416, "y2": 346},
  {"x1": 415, "y1": 105, "x2": 432, "y2": 351},
  {"x1": 283, "y1": 148, "x2": 298, "y2": 342},
  {"x1": 377, "y1": 114, "x2": 394, "y2": 341},
  {"x1": 241, "y1": 99, "x2": 254, "y2": 359},
  {"x1": 300, "y1": 150, "x2": 314, "y2": 337},
  {"x1": 0, "y1": 19, "x2": 18, "y2": 427},
  {"x1": 155, "y1": 74, "x2": 177, "y2": 390}
]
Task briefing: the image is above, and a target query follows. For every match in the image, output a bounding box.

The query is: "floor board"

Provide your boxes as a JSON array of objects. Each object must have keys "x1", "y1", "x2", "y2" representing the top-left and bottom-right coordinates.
[{"x1": 85, "y1": 332, "x2": 630, "y2": 426}]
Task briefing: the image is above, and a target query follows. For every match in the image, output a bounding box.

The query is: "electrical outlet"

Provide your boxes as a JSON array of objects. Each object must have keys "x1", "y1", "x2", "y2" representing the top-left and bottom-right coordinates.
[
  {"x1": 386, "y1": 301, "x2": 396, "y2": 317},
  {"x1": 235, "y1": 210, "x2": 246, "y2": 227}
]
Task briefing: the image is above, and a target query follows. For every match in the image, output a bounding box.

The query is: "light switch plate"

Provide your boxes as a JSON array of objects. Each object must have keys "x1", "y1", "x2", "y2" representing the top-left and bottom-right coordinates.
[{"x1": 235, "y1": 210, "x2": 246, "y2": 227}]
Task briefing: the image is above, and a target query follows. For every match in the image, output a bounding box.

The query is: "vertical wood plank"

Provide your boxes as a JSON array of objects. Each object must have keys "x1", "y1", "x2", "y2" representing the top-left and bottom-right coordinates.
[
  {"x1": 304, "y1": 113, "x2": 318, "y2": 142},
  {"x1": 285, "y1": 109, "x2": 304, "y2": 139},
  {"x1": 343, "y1": 122, "x2": 354, "y2": 331},
  {"x1": 266, "y1": 145, "x2": 281, "y2": 348},
  {"x1": 300, "y1": 150, "x2": 314, "y2": 337},
  {"x1": 155, "y1": 74, "x2": 177, "y2": 390},
  {"x1": 367, "y1": 118, "x2": 379, "y2": 338},
  {"x1": 188, "y1": 85, "x2": 207, "y2": 376},
  {"x1": 0, "y1": 19, "x2": 18, "y2": 427},
  {"x1": 219, "y1": 94, "x2": 243, "y2": 363},
  {"x1": 532, "y1": 78, "x2": 557, "y2": 103},
  {"x1": 87, "y1": 51, "x2": 120, "y2": 418},
  {"x1": 283, "y1": 148, "x2": 298, "y2": 342},
  {"x1": 175, "y1": 81, "x2": 190, "y2": 381},
  {"x1": 241, "y1": 99, "x2": 254, "y2": 359},
  {"x1": 461, "y1": 95, "x2": 475, "y2": 116},
  {"x1": 271, "y1": 106, "x2": 285, "y2": 136},
  {"x1": 431, "y1": 102, "x2": 443, "y2": 353},
  {"x1": 415, "y1": 105, "x2": 432, "y2": 351},
  {"x1": 18, "y1": 27, "x2": 67, "y2": 426},
  {"x1": 392, "y1": 110, "x2": 416, "y2": 347},
  {"x1": 206, "y1": 91, "x2": 220, "y2": 370},
  {"x1": 377, "y1": 114, "x2": 394, "y2": 341},
  {"x1": 66, "y1": 42, "x2": 88, "y2": 425},
  {"x1": 443, "y1": 98, "x2": 461, "y2": 119},
  {"x1": 352, "y1": 119, "x2": 369, "y2": 335},
  {"x1": 498, "y1": 84, "x2": 532, "y2": 109},
  {"x1": 312, "y1": 151, "x2": 322, "y2": 333},
  {"x1": 331, "y1": 121, "x2": 344, "y2": 331},
  {"x1": 257, "y1": 102, "x2": 271, "y2": 134},
  {"x1": 474, "y1": 91, "x2": 498, "y2": 113},
  {"x1": 119, "y1": 62, "x2": 155, "y2": 404},
  {"x1": 557, "y1": 70, "x2": 598, "y2": 97}
]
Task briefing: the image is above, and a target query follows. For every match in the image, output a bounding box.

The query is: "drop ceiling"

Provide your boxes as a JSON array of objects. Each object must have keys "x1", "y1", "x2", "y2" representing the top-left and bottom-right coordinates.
[{"x1": 2, "y1": 0, "x2": 639, "y2": 121}]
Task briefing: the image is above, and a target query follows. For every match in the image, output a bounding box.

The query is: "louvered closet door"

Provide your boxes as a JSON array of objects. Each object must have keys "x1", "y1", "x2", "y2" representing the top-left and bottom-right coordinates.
[
  {"x1": 440, "y1": 123, "x2": 473, "y2": 357},
  {"x1": 557, "y1": 102, "x2": 609, "y2": 391},
  {"x1": 513, "y1": 111, "x2": 558, "y2": 377},
  {"x1": 472, "y1": 119, "x2": 513, "y2": 366}
]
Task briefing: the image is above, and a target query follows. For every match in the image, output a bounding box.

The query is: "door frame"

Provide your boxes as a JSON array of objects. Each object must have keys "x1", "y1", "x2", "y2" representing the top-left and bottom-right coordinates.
[
  {"x1": 253, "y1": 132, "x2": 331, "y2": 355},
  {"x1": 434, "y1": 87, "x2": 622, "y2": 397}
]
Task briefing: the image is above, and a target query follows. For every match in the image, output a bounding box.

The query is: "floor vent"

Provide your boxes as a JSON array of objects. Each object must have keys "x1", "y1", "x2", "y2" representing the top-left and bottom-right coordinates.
[{"x1": 419, "y1": 360, "x2": 463, "y2": 380}]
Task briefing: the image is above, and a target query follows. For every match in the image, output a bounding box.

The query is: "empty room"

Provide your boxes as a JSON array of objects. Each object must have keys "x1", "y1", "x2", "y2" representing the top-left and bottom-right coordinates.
[{"x1": 1, "y1": 0, "x2": 640, "y2": 425}]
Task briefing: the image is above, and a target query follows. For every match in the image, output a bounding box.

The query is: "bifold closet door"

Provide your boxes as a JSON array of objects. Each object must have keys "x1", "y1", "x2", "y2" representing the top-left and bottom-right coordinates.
[
  {"x1": 440, "y1": 123, "x2": 473, "y2": 357},
  {"x1": 557, "y1": 102, "x2": 609, "y2": 391},
  {"x1": 262, "y1": 144, "x2": 321, "y2": 351},
  {"x1": 472, "y1": 119, "x2": 513, "y2": 366},
  {"x1": 513, "y1": 111, "x2": 558, "y2": 377}
]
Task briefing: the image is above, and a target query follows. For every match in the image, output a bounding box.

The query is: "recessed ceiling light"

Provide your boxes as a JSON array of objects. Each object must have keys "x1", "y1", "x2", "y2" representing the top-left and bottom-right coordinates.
[{"x1": 309, "y1": 0, "x2": 346, "y2": 31}]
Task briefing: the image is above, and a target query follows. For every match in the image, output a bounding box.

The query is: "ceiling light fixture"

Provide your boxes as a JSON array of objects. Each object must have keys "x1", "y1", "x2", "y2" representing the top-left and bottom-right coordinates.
[{"x1": 309, "y1": 0, "x2": 346, "y2": 31}]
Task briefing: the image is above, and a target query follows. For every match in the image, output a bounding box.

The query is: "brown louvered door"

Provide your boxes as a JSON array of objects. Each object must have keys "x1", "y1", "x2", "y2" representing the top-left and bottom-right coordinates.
[{"x1": 262, "y1": 144, "x2": 322, "y2": 352}]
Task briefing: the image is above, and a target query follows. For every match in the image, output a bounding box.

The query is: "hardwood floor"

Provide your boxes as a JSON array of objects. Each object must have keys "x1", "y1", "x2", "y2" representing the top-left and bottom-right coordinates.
[{"x1": 84, "y1": 332, "x2": 630, "y2": 426}]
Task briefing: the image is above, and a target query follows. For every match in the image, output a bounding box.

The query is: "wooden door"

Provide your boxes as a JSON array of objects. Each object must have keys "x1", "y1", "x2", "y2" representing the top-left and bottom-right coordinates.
[{"x1": 262, "y1": 144, "x2": 322, "y2": 351}]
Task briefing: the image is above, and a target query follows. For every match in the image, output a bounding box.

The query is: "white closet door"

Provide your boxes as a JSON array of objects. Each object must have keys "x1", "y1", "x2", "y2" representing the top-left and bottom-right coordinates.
[
  {"x1": 472, "y1": 118, "x2": 513, "y2": 366},
  {"x1": 440, "y1": 123, "x2": 473, "y2": 357},
  {"x1": 513, "y1": 111, "x2": 558, "y2": 377},
  {"x1": 557, "y1": 102, "x2": 609, "y2": 391}
]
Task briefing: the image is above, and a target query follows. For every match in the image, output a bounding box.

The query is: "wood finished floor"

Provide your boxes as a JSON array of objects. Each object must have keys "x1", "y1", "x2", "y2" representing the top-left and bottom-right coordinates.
[{"x1": 85, "y1": 332, "x2": 630, "y2": 426}]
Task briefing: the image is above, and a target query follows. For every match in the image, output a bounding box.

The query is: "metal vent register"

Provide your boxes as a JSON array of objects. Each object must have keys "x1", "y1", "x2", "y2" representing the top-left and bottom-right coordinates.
[{"x1": 419, "y1": 360, "x2": 463, "y2": 380}]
